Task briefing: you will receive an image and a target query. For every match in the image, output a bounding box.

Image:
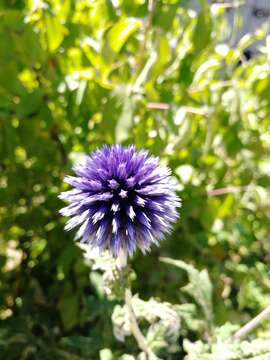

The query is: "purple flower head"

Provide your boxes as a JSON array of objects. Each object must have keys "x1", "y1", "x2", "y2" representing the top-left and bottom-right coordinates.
[{"x1": 59, "y1": 145, "x2": 181, "y2": 257}]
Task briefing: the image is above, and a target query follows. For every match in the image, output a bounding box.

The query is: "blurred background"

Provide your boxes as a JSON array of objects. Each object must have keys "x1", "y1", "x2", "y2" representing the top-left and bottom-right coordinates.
[{"x1": 1, "y1": 0, "x2": 270, "y2": 359}]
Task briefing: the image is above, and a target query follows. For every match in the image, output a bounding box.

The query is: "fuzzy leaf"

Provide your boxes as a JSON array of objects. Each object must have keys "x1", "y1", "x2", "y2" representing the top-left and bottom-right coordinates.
[{"x1": 160, "y1": 257, "x2": 213, "y2": 325}]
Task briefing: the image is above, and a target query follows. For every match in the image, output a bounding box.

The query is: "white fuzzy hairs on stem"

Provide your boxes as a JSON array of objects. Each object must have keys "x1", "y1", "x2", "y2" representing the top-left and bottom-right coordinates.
[
  {"x1": 116, "y1": 248, "x2": 128, "y2": 269},
  {"x1": 116, "y1": 248, "x2": 159, "y2": 359}
]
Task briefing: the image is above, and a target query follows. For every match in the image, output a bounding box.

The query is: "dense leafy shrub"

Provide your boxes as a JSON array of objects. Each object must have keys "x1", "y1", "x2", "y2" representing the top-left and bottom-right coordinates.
[{"x1": 1, "y1": 0, "x2": 270, "y2": 359}]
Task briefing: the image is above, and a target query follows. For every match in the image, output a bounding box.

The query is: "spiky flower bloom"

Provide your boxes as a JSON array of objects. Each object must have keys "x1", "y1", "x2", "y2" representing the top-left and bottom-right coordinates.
[{"x1": 59, "y1": 145, "x2": 181, "y2": 257}]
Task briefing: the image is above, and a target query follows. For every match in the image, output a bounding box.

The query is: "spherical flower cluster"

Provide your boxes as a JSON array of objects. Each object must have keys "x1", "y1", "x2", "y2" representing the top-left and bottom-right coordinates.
[{"x1": 59, "y1": 145, "x2": 181, "y2": 257}]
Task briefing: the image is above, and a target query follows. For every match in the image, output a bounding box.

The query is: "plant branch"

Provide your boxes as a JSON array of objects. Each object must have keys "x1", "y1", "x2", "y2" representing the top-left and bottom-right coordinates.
[
  {"x1": 125, "y1": 287, "x2": 159, "y2": 360},
  {"x1": 129, "y1": 0, "x2": 155, "y2": 95},
  {"x1": 233, "y1": 304, "x2": 270, "y2": 340},
  {"x1": 50, "y1": 126, "x2": 68, "y2": 165},
  {"x1": 212, "y1": 1, "x2": 244, "y2": 9},
  {"x1": 142, "y1": 0, "x2": 155, "y2": 54},
  {"x1": 146, "y1": 103, "x2": 208, "y2": 115},
  {"x1": 207, "y1": 186, "x2": 248, "y2": 197},
  {"x1": 117, "y1": 250, "x2": 158, "y2": 359}
]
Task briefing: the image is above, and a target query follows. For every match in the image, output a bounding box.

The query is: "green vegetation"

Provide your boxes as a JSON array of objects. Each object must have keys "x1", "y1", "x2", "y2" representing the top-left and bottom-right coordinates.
[{"x1": 1, "y1": 0, "x2": 270, "y2": 359}]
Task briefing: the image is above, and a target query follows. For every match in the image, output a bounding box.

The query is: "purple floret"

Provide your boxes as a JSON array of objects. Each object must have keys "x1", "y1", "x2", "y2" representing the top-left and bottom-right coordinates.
[{"x1": 59, "y1": 145, "x2": 181, "y2": 257}]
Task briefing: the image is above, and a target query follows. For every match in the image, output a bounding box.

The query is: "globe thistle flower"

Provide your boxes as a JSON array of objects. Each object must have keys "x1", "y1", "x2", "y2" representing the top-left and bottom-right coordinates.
[{"x1": 59, "y1": 145, "x2": 181, "y2": 257}]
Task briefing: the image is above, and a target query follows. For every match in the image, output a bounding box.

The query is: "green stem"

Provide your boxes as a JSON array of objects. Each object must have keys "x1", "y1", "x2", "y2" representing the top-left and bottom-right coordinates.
[
  {"x1": 233, "y1": 304, "x2": 270, "y2": 340},
  {"x1": 117, "y1": 249, "x2": 159, "y2": 359},
  {"x1": 125, "y1": 287, "x2": 159, "y2": 360}
]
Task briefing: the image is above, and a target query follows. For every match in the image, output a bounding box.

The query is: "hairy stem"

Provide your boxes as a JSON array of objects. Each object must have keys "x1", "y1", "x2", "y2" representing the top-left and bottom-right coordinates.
[
  {"x1": 233, "y1": 304, "x2": 270, "y2": 340},
  {"x1": 125, "y1": 287, "x2": 159, "y2": 360},
  {"x1": 117, "y1": 249, "x2": 158, "y2": 359}
]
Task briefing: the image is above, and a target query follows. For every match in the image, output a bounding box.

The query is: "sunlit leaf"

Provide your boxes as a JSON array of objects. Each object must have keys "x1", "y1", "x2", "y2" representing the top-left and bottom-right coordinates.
[
  {"x1": 160, "y1": 257, "x2": 213, "y2": 326},
  {"x1": 107, "y1": 17, "x2": 141, "y2": 53}
]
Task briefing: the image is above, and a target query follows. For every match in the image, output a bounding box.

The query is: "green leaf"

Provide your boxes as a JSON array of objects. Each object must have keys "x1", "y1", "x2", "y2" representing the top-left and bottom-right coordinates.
[
  {"x1": 44, "y1": 12, "x2": 67, "y2": 52},
  {"x1": 193, "y1": 59, "x2": 221, "y2": 84},
  {"x1": 192, "y1": 9, "x2": 212, "y2": 54},
  {"x1": 16, "y1": 90, "x2": 43, "y2": 117},
  {"x1": 58, "y1": 294, "x2": 79, "y2": 330},
  {"x1": 115, "y1": 95, "x2": 135, "y2": 143},
  {"x1": 108, "y1": 17, "x2": 141, "y2": 53},
  {"x1": 160, "y1": 257, "x2": 213, "y2": 325},
  {"x1": 154, "y1": 4, "x2": 178, "y2": 31}
]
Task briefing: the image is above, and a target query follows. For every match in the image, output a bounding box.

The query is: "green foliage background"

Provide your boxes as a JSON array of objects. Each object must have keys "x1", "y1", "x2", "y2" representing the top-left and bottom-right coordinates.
[{"x1": 1, "y1": 0, "x2": 270, "y2": 359}]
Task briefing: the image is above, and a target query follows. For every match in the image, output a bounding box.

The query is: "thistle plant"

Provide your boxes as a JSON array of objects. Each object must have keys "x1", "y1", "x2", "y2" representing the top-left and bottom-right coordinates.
[{"x1": 59, "y1": 145, "x2": 181, "y2": 358}]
